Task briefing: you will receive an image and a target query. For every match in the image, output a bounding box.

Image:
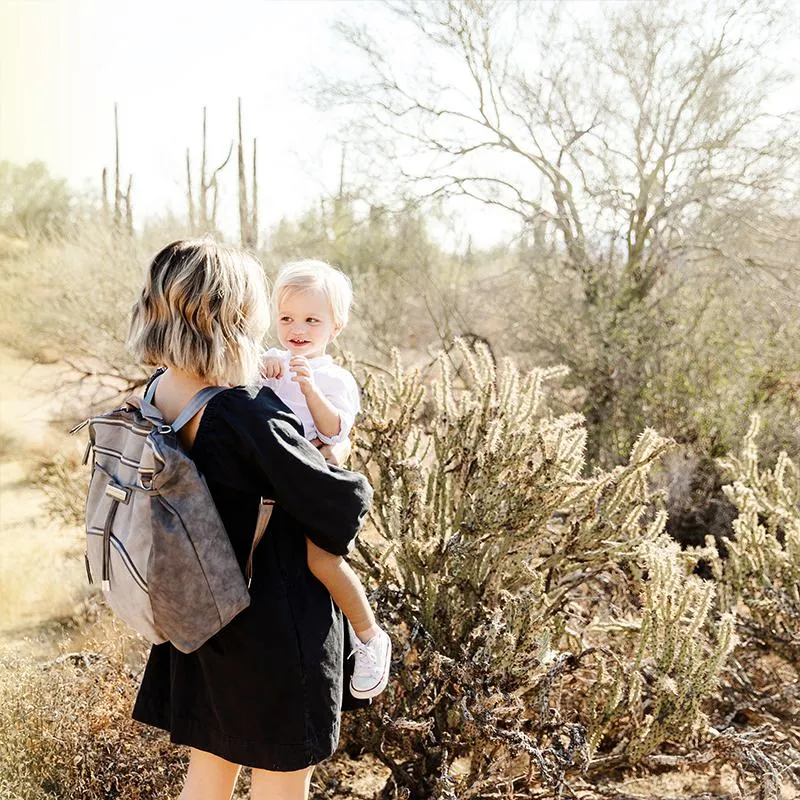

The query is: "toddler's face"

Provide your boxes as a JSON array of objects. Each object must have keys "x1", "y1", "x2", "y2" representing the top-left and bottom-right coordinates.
[{"x1": 277, "y1": 288, "x2": 339, "y2": 359}]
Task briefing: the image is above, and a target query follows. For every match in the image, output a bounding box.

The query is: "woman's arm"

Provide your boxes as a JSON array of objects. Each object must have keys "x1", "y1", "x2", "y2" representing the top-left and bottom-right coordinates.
[{"x1": 230, "y1": 405, "x2": 371, "y2": 556}]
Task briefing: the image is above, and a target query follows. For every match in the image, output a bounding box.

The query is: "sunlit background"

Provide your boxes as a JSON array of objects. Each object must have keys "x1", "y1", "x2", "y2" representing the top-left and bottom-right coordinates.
[
  {"x1": 2, "y1": 1, "x2": 378, "y2": 237},
  {"x1": 3, "y1": 2, "x2": 800, "y2": 797}
]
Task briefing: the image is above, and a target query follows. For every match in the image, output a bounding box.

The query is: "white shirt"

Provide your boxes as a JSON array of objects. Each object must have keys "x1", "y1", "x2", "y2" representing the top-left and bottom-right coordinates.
[{"x1": 261, "y1": 348, "x2": 360, "y2": 445}]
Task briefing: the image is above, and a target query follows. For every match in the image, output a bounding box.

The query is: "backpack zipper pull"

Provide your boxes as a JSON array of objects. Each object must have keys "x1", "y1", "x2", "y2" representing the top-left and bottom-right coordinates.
[{"x1": 101, "y1": 495, "x2": 122, "y2": 593}]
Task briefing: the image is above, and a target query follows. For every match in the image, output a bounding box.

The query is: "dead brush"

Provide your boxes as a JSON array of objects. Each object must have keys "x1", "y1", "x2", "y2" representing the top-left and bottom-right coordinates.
[
  {"x1": 33, "y1": 448, "x2": 87, "y2": 529},
  {"x1": 0, "y1": 650, "x2": 186, "y2": 799}
]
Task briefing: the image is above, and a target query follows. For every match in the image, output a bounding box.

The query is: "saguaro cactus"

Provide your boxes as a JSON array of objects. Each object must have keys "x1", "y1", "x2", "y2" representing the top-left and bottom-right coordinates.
[
  {"x1": 186, "y1": 107, "x2": 232, "y2": 234},
  {"x1": 101, "y1": 167, "x2": 110, "y2": 219},
  {"x1": 101, "y1": 104, "x2": 133, "y2": 234},
  {"x1": 237, "y1": 98, "x2": 258, "y2": 249}
]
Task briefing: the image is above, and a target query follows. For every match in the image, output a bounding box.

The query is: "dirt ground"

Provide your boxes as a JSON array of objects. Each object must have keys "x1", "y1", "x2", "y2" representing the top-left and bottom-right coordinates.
[
  {"x1": 0, "y1": 346, "x2": 88, "y2": 645},
  {"x1": 0, "y1": 345, "x2": 797, "y2": 800}
]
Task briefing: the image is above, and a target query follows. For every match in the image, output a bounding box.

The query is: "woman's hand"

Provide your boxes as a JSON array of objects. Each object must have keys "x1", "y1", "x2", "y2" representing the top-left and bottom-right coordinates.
[{"x1": 315, "y1": 437, "x2": 352, "y2": 467}]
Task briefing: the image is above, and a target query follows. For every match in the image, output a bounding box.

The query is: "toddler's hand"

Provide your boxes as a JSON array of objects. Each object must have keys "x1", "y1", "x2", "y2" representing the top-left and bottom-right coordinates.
[
  {"x1": 289, "y1": 356, "x2": 316, "y2": 396},
  {"x1": 260, "y1": 356, "x2": 284, "y2": 380}
]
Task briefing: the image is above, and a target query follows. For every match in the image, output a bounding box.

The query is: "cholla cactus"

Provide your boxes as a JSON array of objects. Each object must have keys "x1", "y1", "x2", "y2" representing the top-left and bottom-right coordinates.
[
  {"x1": 355, "y1": 342, "x2": 582, "y2": 652},
  {"x1": 349, "y1": 342, "x2": 737, "y2": 794},
  {"x1": 586, "y1": 534, "x2": 736, "y2": 761},
  {"x1": 717, "y1": 414, "x2": 800, "y2": 659}
]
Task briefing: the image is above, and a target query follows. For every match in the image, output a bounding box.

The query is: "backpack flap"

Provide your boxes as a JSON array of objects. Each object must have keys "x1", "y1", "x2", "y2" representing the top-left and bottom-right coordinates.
[{"x1": 144, "y1": 425, "x2": 252, "y2": 653}]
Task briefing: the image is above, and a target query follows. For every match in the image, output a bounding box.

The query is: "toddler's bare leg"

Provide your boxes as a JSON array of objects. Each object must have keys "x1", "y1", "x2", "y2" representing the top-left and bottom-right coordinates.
[{"x1": 306, "y1": 537, "x2": 378, "y2": 642}]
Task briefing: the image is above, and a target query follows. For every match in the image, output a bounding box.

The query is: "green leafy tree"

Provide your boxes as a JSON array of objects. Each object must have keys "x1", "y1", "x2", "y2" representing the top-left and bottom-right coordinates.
[{"x1": 0, "y1": 161, "x2": 73, "y2": 240}]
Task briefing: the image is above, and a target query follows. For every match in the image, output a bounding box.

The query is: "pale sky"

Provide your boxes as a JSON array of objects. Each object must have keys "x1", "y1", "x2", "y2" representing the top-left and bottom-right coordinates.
[
  {"x1": 0, "y1": 0, "x2": 375, "y2": 235},
  {"x1": 1, "y1": 1, "x2": 798, "y2": 248}
]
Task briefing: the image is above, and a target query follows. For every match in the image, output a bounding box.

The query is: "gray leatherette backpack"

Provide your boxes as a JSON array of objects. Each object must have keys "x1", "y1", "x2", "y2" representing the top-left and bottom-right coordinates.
[{"x1": 81, "y1": 374, "x2": 272, "y2": 653}]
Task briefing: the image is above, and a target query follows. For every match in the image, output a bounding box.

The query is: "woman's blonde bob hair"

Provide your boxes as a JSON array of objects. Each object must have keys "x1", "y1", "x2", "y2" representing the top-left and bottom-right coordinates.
[{"x1": 127, "y1": 238, "x2": 269, "y2": 386}]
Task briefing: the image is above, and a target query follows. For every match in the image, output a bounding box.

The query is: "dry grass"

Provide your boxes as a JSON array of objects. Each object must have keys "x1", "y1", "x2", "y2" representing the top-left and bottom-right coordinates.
[
  {"x1": 0, "y1": 224, "x2": 142, "y2": 373},
  {"x1": 0, "y1": 344, "x2": 107, "y2": 635},
  {"x1": 0, "y1": 648, "x2": 187, "y2": 799},
  {"x1": 0, "y1": 460, "x2": 87, "y2": 632},
  {"x1": 0, "y1": 429, "x2": 18, "y2": 461},
  {"x1": 32, "y1": 440, "x2": 88, "y2": 529},
  {"x1": 0, "y1": 599, "x2": 387, "y2": 800}
]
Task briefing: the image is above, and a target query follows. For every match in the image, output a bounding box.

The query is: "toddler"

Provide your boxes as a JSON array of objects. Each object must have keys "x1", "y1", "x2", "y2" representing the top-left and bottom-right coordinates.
[{"x1": 260, "y1": 259, "x2": 391, "y2": 700}]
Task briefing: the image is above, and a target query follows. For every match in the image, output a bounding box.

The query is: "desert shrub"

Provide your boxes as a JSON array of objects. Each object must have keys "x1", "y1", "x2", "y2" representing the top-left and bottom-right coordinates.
[
  {"x1": 0, "y1": 651, "x2": 185, "y2": 799},
  {"x1": 0, "y1": 222, "x2": 145, "y2": 378},
  {"x1": 34, "y1": 449, "x2": 88, "y2": 528},
  {"x1": 716, "y1": 415, "x2": 800, "y2": 663},
  {"x1": 0, "y1": 429, "x2": 18, "y2": 461},
  {"x1": 692, "y1": 416, "x2": 800, "y2": 794},
  {"x1": 619, "y1": 278, "x2": 800, "y2": 553},
  {"x1": 639, "y1": 276, "x2": 800, "y2": 463},
  {"x1": 345, "y1": 342, "x2": 740, "y2": 797},
  {"x1": 0, "y1": 161, "x2": 73, "y2": 241},
  {"x1": 0, "y1": 215, "x2": 199, "y2": 389}
]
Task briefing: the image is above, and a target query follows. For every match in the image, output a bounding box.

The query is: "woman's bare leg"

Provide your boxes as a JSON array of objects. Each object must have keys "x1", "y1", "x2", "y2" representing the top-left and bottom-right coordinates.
[
  {"x1": 251, "y1": 765, "x2": 314, "y2": 800},
  {"x1": 306, "y1": 537, "x2": 378, "y2": 641},
  {"x1": 178, "y1": 747, "x2": 241, "y2": 800}
]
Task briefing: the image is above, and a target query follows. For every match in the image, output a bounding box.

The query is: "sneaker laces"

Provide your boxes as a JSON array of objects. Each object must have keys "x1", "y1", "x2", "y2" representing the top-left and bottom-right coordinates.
[{"x1": 349, "y1": 639, "x2": 379, "y2": 673}]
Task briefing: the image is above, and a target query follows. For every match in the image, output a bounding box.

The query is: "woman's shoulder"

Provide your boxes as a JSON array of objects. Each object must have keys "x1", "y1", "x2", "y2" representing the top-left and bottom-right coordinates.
[{"x1": 205, "y1": 385, "x2": 304, "y2": 437}]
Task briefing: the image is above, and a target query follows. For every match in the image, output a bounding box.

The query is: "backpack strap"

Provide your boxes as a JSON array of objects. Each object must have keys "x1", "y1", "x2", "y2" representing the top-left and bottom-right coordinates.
[
  {"x1": 143, "y1": 368, "x2": 167, "y2": 404},
  {"x1": 143, "y1": 374, "x2": 225, "y2": 433},
  {"x1": 245, "y1": 498, "x2": 275, "y2": 588},
  {"x1": 171, "y1": 387, "x2": 227, "y2": 432}
]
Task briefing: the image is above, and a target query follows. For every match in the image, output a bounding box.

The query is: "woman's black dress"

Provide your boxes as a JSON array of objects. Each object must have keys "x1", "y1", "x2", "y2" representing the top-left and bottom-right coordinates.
[{"x1": 132, "y1": 385, "x2": 373, "y2": 771}]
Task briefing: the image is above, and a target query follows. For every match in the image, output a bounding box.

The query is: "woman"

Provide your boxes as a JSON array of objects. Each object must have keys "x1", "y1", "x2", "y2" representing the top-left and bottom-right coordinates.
[{"x1": 126, "y1": 238, "x2": 372, "y2": 799}]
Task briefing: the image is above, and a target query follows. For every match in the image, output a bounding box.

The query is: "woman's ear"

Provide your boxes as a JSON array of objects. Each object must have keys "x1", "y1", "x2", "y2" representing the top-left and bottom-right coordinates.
[{"x1": 331, "y1": 323, "x2": 344, "y2": 340}]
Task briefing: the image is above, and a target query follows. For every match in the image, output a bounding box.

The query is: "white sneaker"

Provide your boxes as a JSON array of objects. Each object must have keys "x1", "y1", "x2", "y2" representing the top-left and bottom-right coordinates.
[{"x1": 349, "y1": 629, "x2": 392, "y2": 699}]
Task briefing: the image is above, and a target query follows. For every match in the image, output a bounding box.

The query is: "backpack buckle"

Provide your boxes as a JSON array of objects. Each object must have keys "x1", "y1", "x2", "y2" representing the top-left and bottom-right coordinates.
[{"x1": 105, "y1": 483, "x2": 130, "y2": 504}]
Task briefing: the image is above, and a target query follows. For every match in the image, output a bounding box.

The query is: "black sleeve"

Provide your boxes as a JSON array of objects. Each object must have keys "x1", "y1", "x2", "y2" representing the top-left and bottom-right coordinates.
[{"x1": 221, "y1": 388, "x2": 373, "y2": 556}]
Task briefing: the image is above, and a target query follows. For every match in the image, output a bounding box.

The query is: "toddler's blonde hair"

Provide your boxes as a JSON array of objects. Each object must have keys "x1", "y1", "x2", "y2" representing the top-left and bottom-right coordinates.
[
  {"x1": 127, "y1": 238, "x2": 269, "y2": 385},
  {"x1": 273, "y1": 259, "x2": 353, "y2": 330}
]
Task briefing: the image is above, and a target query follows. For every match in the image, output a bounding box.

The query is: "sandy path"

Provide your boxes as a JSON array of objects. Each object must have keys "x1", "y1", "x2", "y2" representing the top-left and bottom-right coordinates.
[{"x1": 0, "y1": 346, "x2": 89, "y2": 640}]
